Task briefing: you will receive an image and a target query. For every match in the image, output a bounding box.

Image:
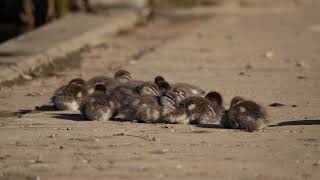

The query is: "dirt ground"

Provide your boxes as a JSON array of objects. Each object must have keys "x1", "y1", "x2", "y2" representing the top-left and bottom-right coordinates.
[{"x1": 0, "y1": 2, "x2": 320, "y2": 180}]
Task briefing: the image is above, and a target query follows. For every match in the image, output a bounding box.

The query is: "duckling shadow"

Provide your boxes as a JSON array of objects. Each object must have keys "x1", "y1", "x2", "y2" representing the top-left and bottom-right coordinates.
[
  {"x1": 51, "y1": 113, "x2": 87, "y2": 121},
  {"x1": 195, "y1": 123, "x2": 223, "y2": 129},
  {"x1": 35, "y1": 105, "x2": 57, "y2": 111},
  {"x1": 269, "y1": 119, "x2": 320, "y2": 127}
]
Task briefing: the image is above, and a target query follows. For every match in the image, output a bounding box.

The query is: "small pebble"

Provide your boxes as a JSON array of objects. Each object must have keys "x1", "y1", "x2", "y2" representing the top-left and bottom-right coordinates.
[
  {"x1": 295, "y1": 61, "x2": 309, "y2": 68},
  {"x1": 264, "y1": 51, "x2": 274, "y2": 59},
  {"x1": 297, "y1": 76, "x2": 307, "y2": 79},
  {"x1": 244, "y1": 64, "x2": 252, "y2": 69},
  {"x1": 301, "y1": 173, "x2": 311, "y2": 179},
  {"x1": 138, "y1": 166, "x2": 148, "y2": 171},
  {"x1": 81, "y1": 159, "x2": 89, "y2": 164},
  {"x1": 225, "y1": 35, "x2": 233, "y2": 40},
  {"x1": 21, "y1": 74, "x2": 33, "y2": 80},
  {"x1": 48, "y1": 134, "x2": 57, "y2": 138},
  {"x1": 312, "y1": 160, "x2": 320, "y2": 166},
  {"x1": 150, "y1": 149, "x2": 169, "y2": 154},
  {"x1": 129, "y1": 60, "x2": 137, "y2": 64},
  {"x1": 113, "y1": 132, "x2": 125, "y2": 136},
  {"x1": 197, "y1": 33, "x2": 204, "y2": 38}
]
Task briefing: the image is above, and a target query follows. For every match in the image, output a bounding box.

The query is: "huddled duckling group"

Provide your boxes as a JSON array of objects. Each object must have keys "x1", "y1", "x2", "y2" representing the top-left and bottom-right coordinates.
[{"x1": 52, "y1": 70, "x2": 269, "y2": 132}]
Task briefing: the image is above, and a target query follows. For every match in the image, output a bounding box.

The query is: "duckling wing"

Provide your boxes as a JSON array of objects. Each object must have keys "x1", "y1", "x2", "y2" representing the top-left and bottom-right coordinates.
[{"x1": 172, "y1": 83, "x2": 205, "y2": 96}]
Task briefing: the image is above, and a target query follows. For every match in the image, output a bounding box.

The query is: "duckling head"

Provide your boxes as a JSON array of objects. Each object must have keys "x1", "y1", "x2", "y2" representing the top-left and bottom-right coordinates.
[
  {"x1": 159, "y1": 91, "x2": 178, "y2": 107},
  {"x1": 156, "y1": 80, "x2": 171, "y2": 93},
  {"x1": 68, "y1": 78, "x2": 86, "y2": 86},
  {"x1": 94, "y1": 84, "x2": 108, "y2": 94},
  {"x1": 114, "y1": 69, "x2": 132, "y2": 83},
  {"x1": 230, "y1": 96, "x2": 245, "y2": 107},
  {"x1": 154, "y1": 75, "x2": 165, "y2": 84},
  {"x1": 136, "y1": 82, "x2": 160, "y2": 96},
  {"x1": 205, "y1": 91, "x2": 223, "y2": 106}
]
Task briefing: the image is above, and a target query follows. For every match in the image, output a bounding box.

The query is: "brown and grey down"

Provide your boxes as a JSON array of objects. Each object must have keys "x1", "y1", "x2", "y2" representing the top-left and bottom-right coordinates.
[
  {"x1": 86, "y1": 75, "x2": 119, "y2": 94},
  {"x1": 114, "y1": 90, "x2": 179, "y2": 123},
  {"x1": 52, "y1": 78, "x2": 89, "y2": 111},
  {"x1": 162, "y1": 91, "x2": 225, "y2": 124},
  {"x1": 154, "y1": 76, "x2": 205, "y2": 98},
  {"x1": 220, "y1": 96, "x2": 269, "y2": 132},
  {"x1": 80, "y1": 84, "x2": 120, "y2": 121}
]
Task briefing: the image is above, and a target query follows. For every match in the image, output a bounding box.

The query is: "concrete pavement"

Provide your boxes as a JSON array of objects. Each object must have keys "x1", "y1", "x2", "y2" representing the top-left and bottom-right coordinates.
[{"x1": 0, "y1": 2, "x2": 320, "y2": 180}]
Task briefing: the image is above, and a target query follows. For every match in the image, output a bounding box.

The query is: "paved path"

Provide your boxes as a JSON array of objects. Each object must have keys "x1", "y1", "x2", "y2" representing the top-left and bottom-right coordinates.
[{"x1": 0, "y1": 3, "x2": 319, "y2": 180}]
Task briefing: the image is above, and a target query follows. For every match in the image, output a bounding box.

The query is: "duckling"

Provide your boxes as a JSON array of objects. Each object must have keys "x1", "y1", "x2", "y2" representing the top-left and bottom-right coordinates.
[
  {"x1": 68, "y1": 78, "x2": 86, "y2": 85},
  {"x1": 86, "y1": 76, "x2": 117, "y2": 94},
  {"x1": 112, "y1": 82, "x2": 160, "y2": 122},
  {"x1": 110, "y1": 81, "x2": 160, "y2": 109},
  {"x1": 154, "y1": 76, "x2": 205, "y2": 98},
  {"x1": 172, "y1": 83, "x2": 205, "y2": 97},
  {"x1": 117, "y1": 69, "x2": 146, "y2": 88},
  {"x1": 135, "y1": 91, "x2": 180, "y2": 123},
  {"x1": 136, "y1": 82, "x2": 160, "y2": 96},
  {"x1": 159, "y1": 90, "x2": 180, "y2": 115},
  {"x1": 156, "y1": 80, "x2": 171, "y2": 94},
  {"x1": 86, "y1": 69, "x2": 134, "y2": 94},
  {"x1": 220, "y1": 96, "x2": 268, "y2": 132},
  {"x1": 114, "y1": 95, "x2": 160, "y2": 123},
  {"x1": 154, "y1": 76, "x2": 182, "y2": 98},
  {"x1": 114, "y1": 89, "x2": 179, "y2": 123},
  {"x1": 53, "y1": 78, "x2": 88, "y2": 111},
  {"x1": 162, "y1": 91, "x2": 225, "y2": 124},
  {"x1": 154, "y1": 76, "x2": 165, "y2": 84},
  {"x1": 114, "y1": 69, "x2": 132, "y2": 83},
  {"x1": 80, "y1": 84, "x2": 120, "y2": 121}
]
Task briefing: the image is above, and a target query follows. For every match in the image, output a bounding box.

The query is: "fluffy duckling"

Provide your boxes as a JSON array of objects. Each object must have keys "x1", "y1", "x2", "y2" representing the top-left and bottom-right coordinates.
[
  {"x1": 114, "y1": 69, "x2": 132, "y2": 83},
  {"x1": 220, "y1": 96, "x2": 268, "y2": 132},
  {"x1": 114, "y1": 89, "x2": 179, "y2": 123},
  {"x1": 162, "y1": 91, "x2": 225, "y2": 124},
  {"x1": 80, "y1": 84, "x2": 120, "y2": 121},
  {"x1": 156, "y1": 80, "x2": 171, "y2": 94},
  {"x1": 86, "y1": 69, "x2": 134, "y2": 94},
  {"x1": 86, "y1": 75, "x2": 118, "y2": 94},
  {"x1": 110, "y1": 81, "x2": 160, "y2": 108},
  {"x1": 159, "y1": 90, "x2": 181, "y2": 115},
  {"x1": 136, "y1": 91, "x2": 181, "y2": 123},
  {"x1": 154, "y1": 76, "x2": 205, "y2": 98},
  {"x1": 114, "y1": 95, "x2": 160, "y2": 123},
  {"x1": 118, "y1": 70, "x2": 146, "y2": 88},
  {"x1": 53, "y1": 78, "x2": 88, "y2": 111}
]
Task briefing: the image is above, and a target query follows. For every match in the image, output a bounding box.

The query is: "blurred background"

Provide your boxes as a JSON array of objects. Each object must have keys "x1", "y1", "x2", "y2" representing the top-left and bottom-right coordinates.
[
  {"x1": 0, "y1": 0, "x2": 96, "y2": 42},
  {"x1": 0, "y1": 0, "x2": 308, "y2": 43}
]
